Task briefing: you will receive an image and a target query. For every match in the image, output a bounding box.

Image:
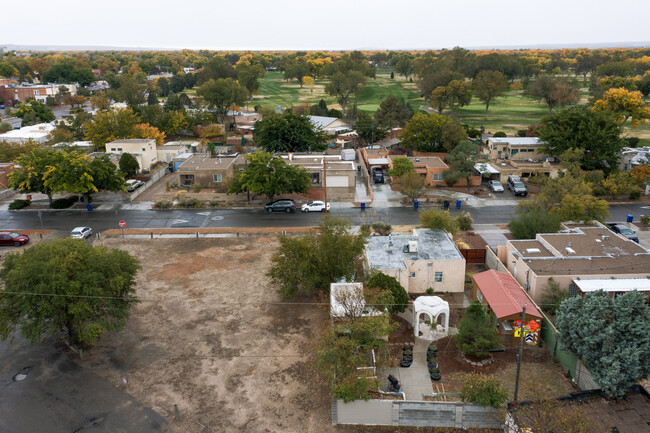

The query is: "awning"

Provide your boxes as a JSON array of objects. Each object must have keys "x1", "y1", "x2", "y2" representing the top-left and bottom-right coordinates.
[
  {"x1": 474, "y1": 162, "x2": 500, "y2": 175},
  {"x1": 368, "y1": 157, "x2": 390, "y2": 165}
]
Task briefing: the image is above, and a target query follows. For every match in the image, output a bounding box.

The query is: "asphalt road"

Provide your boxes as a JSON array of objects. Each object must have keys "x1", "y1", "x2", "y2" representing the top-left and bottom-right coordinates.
[{"x1": 0, "y1": 203, "x2": 647, "y2": 232}]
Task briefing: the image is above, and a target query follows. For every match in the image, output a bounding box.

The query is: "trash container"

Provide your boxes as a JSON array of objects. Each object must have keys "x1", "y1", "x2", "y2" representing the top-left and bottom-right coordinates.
[
  {"x1": 456, "y1": 199, "x2": 462, "y2": 209},
  {"x1": 414, "y1": 199, "x2": 419, "y2": 209},
  {"x1": 443, "y1": 200, "x2": 449, "y2": 209},
  {"x1": 360, "y1": 202, "x2": 365, "y2": 210},
  {"x1": 357, "y1": 165, "x2": 361, "y2": 172},
  {"x1": 627, "y1": 214, "x2": 634, "y2": 222},
  {"x1": 26, "y1": 195, "x2": 32, "y2": 201},
  {"x1": 86, "y1": 203, "x2": 93, "y2": 212}
]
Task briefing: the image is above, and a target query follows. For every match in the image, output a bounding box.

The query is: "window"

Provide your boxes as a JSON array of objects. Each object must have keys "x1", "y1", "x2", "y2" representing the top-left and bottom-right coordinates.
[
  {"x1": 569, "y1": 283, "x2": 579, "y2": 297},
  {"x1": 476, "y1": 290, "x2": 483, "y2": 302},
  {"x1": 110, "y1": 148, "x2": 116, "y2": 152},
  {"x1": 410, "y1": 272, "x2": 416, "y2": 278},
  {"x1": 434, "y1": 272, "x2": 443, "y2": 282},
  {"x1": 433, "y1": 173, "x2": 442, "y2": 181},
  {"x1": 34, "y1": 90, "x2": 39, "y2": 95},
  {"x1": 117, "y1": 148, "x2": 122, "y2": 151},
  {"x1": 213, "y1": 174, "x2": 222, "y2": 182}
]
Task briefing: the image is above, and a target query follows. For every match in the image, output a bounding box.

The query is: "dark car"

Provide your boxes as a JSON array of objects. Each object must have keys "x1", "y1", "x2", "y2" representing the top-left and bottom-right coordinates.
[
  {"x1": 0, "y1": 231, "x2": 30, "y2": 247},
  {"x1": 264, "y1": 199, "x2": 296, "y2": 213},
  {"x1": 608, "y1": 224, "x2": 639, "y2": 243},
  {"x1": 374, "y1": 172, "x2": 385, "y2": 184}
]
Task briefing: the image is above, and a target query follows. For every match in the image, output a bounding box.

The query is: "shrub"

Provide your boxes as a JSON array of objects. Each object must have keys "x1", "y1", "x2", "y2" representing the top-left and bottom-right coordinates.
[
  {"x1": 641, "y1": 215, "x2": 650, "y2": 224},
  {"x1": 460, "y1": 373, "x2": 508, "y2": 408},
  {"x1": 154, "y1": 200, "x2": 173, "y2": 209},
  {"x1": 442, "y1": 170, "x2": 460, "y2": 186},
  {"x1": 367, "y1": 272, "x2": 408, "y2": 314},
  {"x1": 419, "y1": 208, "x2": 459, "y2": 235},
  {"x1": 9, "y1": 199, "x2": 31, "y2": 210},
  {"x1": 165, "y1": 181, "x2": 170, "y2": 192},
  {"x1": 455, "y1": 212, "x2": 473, "y2": 231},
  {"x1": 466, "y1": 128, "x2": 481, "y2": 138},
  {"x1": 493, "y1": 131, "x2": 507, "y2": 138},
  {"x1": 426, "y1": 288, "x2": 434, "y2": 295},
  {"x1": 51, "y1": 195, "x2": 79, "y2": 209},
  {"x1": 371, "y1": 222, "x2": 392, "y2": 236},
  {"x1": 455, "y1": 301, "x2": 500, "y2": 358},
  {"x1": 629, "y1": 189, "x2": 641, "y2": 200},
  {"x1": 209, "y1": 200, "x2": 220, "y2": 207},
  {"x1": 192, "y1": 184, "x2": 202, "y2": 193},
  {"x1": 183, "y1": 198, "x2": 204, "y2": 208}
]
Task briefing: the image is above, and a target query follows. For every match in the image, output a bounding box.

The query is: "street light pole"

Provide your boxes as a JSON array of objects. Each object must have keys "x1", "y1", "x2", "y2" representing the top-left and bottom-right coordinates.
[{"x1": 513, "y1": 303, "x2": 527, "y2": 401}]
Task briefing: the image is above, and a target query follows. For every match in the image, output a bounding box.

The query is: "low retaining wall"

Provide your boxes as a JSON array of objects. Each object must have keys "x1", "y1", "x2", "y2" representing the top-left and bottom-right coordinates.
[
  {"x1": 332, "y1": 399, "x2": 503, "y2": 429},
  {"x1": 0, "y1": 189, "x2": 16, "y2": 201}
]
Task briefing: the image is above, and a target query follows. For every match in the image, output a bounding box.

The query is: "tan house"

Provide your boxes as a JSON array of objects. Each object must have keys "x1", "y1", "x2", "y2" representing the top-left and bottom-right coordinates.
[
  {"x1": 106, "y1": 139, "x2": 158, "y2": 172},
  {"x1": 484, "y1": 137, "x2": 548, "y2": 161},
  {"x1": 408, "y1": 156, "x2": 447, "y2": 186},
  {"x1": 307, "y1": 115, "x2": 350, "y2": 135},
  {"x1": 175, "y1": 154, "x2": 246, "y2": 192},
  {"x1": 503, "y1": 223, "x2": 650, "y2": 304},
  {"x1": 364, "y1": 229, "x2": 466, "y2": 294},
  {"x1": 281, "y1": 153, "x2": 356, "y2": 200}
]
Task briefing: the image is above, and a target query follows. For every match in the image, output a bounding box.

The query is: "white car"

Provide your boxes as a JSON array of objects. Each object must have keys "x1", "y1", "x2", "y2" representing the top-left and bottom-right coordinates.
[
  {"x1": 488, "y1": 180, "x2": 504, "y2": 192},
  {"x1": 301, "y1": 200, "x2": 331, "y2": 213},
  {"x1": 71, "y1": 226, "x2": 92, "y2": 239}
]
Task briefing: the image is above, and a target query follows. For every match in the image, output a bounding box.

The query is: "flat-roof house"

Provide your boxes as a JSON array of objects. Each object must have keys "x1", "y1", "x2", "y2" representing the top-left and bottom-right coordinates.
[
  {"x1": 106, "y1": 139, "x2": 158, "y2": 172},
  {"x1": 175, "y1": 154, "x2": 246, "y2": 192},
  {"x1": 408, "y1": 156, "x2": 448, "y2": 186},
  {"x1": 0, "y1": 83, "x2": 77, "y2": 107},
  {"x1": 0, "y1": 122, "x2": 54, "y2": 143},
  {"x1": 504, "y1": 224, "x2": 650, "y2": 303},
  {"x1": 307, "y1": 115, "x2": 350, "y2": 135},
  {"x1": 484, "y1": 137, "x2": 548, "y2": 161},
  {"x1": 281, "y1": 153, "x2": 356, "y2": 200},
  {"x1": 364, "y1": 229, "x2": 466, "y2": 294},
  {"x1": 472, "y1": 270, "x2": 543, "y2": 345},
  {"x1": 571, "y1": 277, "x2": 650, "y2": 302}
]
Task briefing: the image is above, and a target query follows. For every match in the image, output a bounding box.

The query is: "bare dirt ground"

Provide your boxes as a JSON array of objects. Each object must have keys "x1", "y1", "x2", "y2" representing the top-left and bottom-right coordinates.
[{"x1": 79, "y1": 237, "x2": 337, "y2": 433}]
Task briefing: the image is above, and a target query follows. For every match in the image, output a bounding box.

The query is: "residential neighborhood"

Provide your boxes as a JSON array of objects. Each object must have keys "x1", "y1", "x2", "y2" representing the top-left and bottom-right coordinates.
[{"x1": 1, "y1": 7, "x2": 650, "y2": 432}]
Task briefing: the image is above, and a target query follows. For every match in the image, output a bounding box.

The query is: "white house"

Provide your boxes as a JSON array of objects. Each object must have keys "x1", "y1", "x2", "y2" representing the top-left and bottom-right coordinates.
[
  {"x1": 106, "y1": 139, "x2": 158, "y2": 172},
  {"x1": 0, "y1": 122, "x2": 55, "y2": 143},
  {"x1": 307, "y1": 115, "x2": 350, "y2": 135}
]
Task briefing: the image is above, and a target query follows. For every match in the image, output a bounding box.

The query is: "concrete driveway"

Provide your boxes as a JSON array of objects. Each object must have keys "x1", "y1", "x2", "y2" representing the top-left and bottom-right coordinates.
[{"x1": 0, "y1": 336, "x2": 167, "y2": 433}]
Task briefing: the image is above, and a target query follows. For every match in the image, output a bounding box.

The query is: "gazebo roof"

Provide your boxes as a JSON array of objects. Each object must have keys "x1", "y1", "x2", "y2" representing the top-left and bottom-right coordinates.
[{"x1": 472, "y1": 270, "x2": 542, "y2": 320}]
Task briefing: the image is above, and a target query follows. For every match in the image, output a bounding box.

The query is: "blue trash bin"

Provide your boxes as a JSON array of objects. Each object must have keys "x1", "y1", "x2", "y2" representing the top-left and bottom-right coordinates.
[
  {"x1": 456, "y1": 199, "x2": 462, "y2": 209},
  {"x1": 414, "y1": 199, "x2": 419, "y2": 209},
  {"x1": 360, "y1": 202, "x2": 365, "y2": 210},
  {"x1": 627, "y1": 214, "x2": 634, "y2": 222},
  {"x1": 443, "y1": 200, "x2": 449, "y2": 209},
  {"x1": 86, "y1": 203, "x2": 93, "y2": 212}
]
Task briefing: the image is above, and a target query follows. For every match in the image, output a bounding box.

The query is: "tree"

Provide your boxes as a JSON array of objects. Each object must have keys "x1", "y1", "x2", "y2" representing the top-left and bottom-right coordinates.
[
  {"x1": 325, "y1": 70, "x2": 365, "y2": 116},
  {"x1": 283, "y1": 59, "x2": 310, "y2": 87},
  {"x1": 472, "y1": 70, "x2": 507, "y2": 119},
  {"x1": 83, "y1": 107, "x2": 141, "y2": 147},
  {"x1": 133, "y1": 123, "x2": 165, "y2": 145},
  {"x1": 84, "y1": 154, "x2": 126, "y2": 204},
  {"x1": 119, "y1": 152, "x2": 140, "y2": 177},
  {"x1": 593, "y1": 88, "x2": 650, "y2": 127},
  {"x1": 455, "y1": 301, "x2": 500, "y2": 358},
  {"x1": 539, "y1": 278, "x2": 568, "y2": 317},
  {"x1": 169, "y1": 75, "x2": 186, "y2": 93},
  {"x1": 556, "y1": 290, "x2": 650, "y2": 399},
  {"x1": 388, "y1": 156, "x2": 414, "y2": 177},
  {"x1": 399, "y1": 112, "x2": 467, "y2": 152},
  {"x1": 12, "y1": 100, "x2": 55, "y2": 125},
  {"x1": 147, "y1": 91, "x2": 159, "y2": 106},
  {"x1": 509, "y1": 204, "x2": 562, "y2": 239},
  {"x1": 43, "y1": 151, "x2": 97, "y2": 205},
  {"x1": 459, "y1": 373, "x2": 508, "y2": 408},
  {"x1": 395, "y1": 54, "x2": 413, "y2": 80},
  {"x1": 527, "y1": 75, "x2": 580, "y2": 114},
  {"x1": 267, "y1": 217, "x2": 368, "y2": 298},
  {"x1": 196, "y1": 78, "x2": 248, "y2": 122},
  {"x1": 419, "y1": 209, "x2": 459, "y2": 236},
  {"x1": 429, "y1": 85, "x2": 450, "y2": 113},
  {"x1": 109, "y1": 75, "x2": 147, "y2": 106},
  {"x1": 156, "y1": 76, "x2": 171, "y2": 96},
  {"x1": 161, "y1": 110, "x2": 189, "y2": 135},
  {"x1": 90, "y1": 92, "x2": 110, "y2": 111},
  {"x1": 42, "y1": 60, "x2": 94, "y2": 86},
  {"x1": 601, "y1": 172, "x2": 640, "y2": 199},
  {"x1": 638, "y1": 73, "x2": 650, "y2": 102},
  {"x1": 0, "y1": 238, "x2": 140, "y2": 348},
  {"x1": 373, "y1": 96, "x2": 414, "y2": 129},
  {"x1": 237, "y1": 62, "x2": 265, "y2": 101},
  {"x1": 397, "y1": 171, "x2": 425, "y2": 203},
  {"x1": 537, "y1": 107, "x2": 624, "y2": 173},
  {"x1": 630, "y1": 164, "x2": 650, "y2": 183},
  {"x1": 253, "y1": 111, "x2": 327, "y2": 152},
  {"x1": 446, "y1": 141, "x2": 486, "y2": 191},
  {"x1": 227, "y1": 151, "x2": 312, "y2": 202},
  {"x1": 354, "y1": 112, "x2": 387, "y2": 147},
  {"x1": 8, "y1": 148, "x2": 64, "y2": 206},
  {"x1": 557, "y1": 193, "x2": 609, "y2": 222},
  {"x1": 445, "y1": 79, "x2": 472, "y2": 112},
  {"x1": 366, "y1": 272, "x2": 408, "y2": 314}
]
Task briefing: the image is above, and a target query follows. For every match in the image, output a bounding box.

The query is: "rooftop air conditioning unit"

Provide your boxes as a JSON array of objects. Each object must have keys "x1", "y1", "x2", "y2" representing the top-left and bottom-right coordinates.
[{"x1": 408, "y1": 241, "x2": 418, "y2": 253}]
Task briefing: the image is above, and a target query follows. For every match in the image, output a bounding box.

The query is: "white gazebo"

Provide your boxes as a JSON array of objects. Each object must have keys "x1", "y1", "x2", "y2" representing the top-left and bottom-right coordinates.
[{"x1": 413, "y1": 296, "x2": 449, "y2": 340}]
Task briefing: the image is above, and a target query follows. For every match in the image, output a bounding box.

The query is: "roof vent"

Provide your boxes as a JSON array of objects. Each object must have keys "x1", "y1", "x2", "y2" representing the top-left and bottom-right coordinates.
[
  {"x1": 565, "y1": 247, "x2": 576, "y2": 255},
  {"x1": 526, "y1": 248, "x2": 541, "y2": 253},
  {"x1": 415, "y1": 158, "x2": 420, "y2": 162}
]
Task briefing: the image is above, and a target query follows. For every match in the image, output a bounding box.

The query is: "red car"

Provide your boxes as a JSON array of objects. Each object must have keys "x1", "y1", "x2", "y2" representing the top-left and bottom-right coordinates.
[{"x1": 0, "y1": 231, "x2": 30, "y2": 247}]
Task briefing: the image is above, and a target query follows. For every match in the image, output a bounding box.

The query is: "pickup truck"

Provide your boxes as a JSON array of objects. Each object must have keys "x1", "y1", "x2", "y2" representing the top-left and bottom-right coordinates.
[{"x1": 607, "y1": 223, "x2": 639, "y2": 243}]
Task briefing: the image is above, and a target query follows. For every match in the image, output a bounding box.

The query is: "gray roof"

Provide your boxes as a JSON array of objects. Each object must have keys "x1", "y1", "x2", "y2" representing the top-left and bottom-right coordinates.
[
  {"x1": 366, "y1": 229, "x2": 463, "y2": 270},
  {"x1": 307, "y1": 115, "x2": 340, "y2": 129},
  {"x1": 487, "y1": 137, "x2": 543, "y2": 145}
]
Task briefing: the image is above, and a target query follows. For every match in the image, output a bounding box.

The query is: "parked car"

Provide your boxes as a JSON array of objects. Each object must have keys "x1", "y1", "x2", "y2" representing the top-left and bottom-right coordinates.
[
  {"x1": 507, "y1": 175, "x2": 528, "y2": 196},
  {"x1": 70, "y1": 226, "x2": 92, "y2": 239},
  {"x1": 125, "y1": 179, "x2": 145, "y2": 192},
  {"x1": 0, "y1": 105, "x2": 5, "y2": 109},
  {"x1": 0, "y1": 231, "x2": 30, "y2": 247},
  {"x1": 264, "y1": 199, "x2": 296, "y2": 213},
  {"x1": 301, "y1": 200, "x2": 330, "y2": 213},
  {"x1": 608, "y1": 224, "x2": 639, "y2": 243},
  {"x1": 488, "y1": 180, "x2": 504, "y2": 192},
  {"x1": 374, "y1": 172, "x2": 385, "y2": 184}
]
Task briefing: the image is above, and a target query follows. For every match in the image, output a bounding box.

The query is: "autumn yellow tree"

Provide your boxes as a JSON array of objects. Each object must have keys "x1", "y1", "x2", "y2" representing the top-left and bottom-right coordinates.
[
  {"x1": 631, "y1": 164, "x2": 650, "y2": 183},
  {"x1": 133, "y1": 123, "x2": 165, "y2": 145},
  {"x1": 593, "y1": 88, "x2": 650, "y2": 127}
]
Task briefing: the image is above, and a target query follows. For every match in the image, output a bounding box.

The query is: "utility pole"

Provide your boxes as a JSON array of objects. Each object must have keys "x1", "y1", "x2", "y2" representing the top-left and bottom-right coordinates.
[
  {"x1": 513, "y1": 303, "x2": 527, "y2": 401},
  {"x1": 323, "y1": 157, "x2": 328, "y2": 216}
]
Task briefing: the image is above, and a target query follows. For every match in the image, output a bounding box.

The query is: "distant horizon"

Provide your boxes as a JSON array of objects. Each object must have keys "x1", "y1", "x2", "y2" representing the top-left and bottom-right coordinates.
[{"x1": 4, "y1": 41, "x2": 650, "y2": 53}]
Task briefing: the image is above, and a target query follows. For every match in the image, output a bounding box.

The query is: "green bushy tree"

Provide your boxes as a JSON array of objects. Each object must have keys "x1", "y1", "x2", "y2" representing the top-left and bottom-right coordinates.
[{"x1": 455, "y1": 301, "x2": 500, "y2": 358}]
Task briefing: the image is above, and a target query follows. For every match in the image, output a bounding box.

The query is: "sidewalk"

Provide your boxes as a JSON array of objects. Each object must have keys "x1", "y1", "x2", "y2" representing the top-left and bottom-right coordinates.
[{"x1": 384, "y1": 338, "x2": 433, "y2": 400}]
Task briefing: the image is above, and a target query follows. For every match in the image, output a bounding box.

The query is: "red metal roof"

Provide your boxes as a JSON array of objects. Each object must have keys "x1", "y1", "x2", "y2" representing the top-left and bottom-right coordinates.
[{"x1": 472, "y1": 270, "x2": 542, "y2": 320}]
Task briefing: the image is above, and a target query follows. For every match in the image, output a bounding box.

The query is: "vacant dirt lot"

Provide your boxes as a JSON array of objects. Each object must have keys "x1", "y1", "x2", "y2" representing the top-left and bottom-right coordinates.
[{"x1": 79, "y1": 237, "x2": 337, "y2": 433}]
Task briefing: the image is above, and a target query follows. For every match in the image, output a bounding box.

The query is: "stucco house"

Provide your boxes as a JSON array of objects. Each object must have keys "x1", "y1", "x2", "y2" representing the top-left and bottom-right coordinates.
[
  {"x1": 106, "y1": 139, "x2": 158, "y2": 172},
  {"x1": 307, "y1": 115, "x2": 350, "y2": 135},
  {"x1": 364, "y1": 229, "x2": 466, "y2": 294},
  {"x1": 503, "y1": 223, "x2": 650, "y2": 303},
  {"x1": 175, "y1": 154, "x2": 246, "y2": 192},
  {"x1": 484, "y1": 137, "x2": 548, "y2": 161},
  {"x1": 0, "y1": 122, "x2": 54, "y2": 143}
]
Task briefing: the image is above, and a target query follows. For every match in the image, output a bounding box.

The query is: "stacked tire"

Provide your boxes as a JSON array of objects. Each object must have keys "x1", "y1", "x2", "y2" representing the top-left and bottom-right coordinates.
[
  {"x1": 427, "y1": 345, "x2": 441, "y2": 380},
  {"x1": 401, "y1": 343, "x2": 413, "y2": 368}
]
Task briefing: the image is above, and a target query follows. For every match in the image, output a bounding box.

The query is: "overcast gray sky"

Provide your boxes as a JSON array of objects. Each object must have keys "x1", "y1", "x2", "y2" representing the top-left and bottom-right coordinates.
[{"x1": 4, "y1": 0, "x2": 649, "y2": 50}]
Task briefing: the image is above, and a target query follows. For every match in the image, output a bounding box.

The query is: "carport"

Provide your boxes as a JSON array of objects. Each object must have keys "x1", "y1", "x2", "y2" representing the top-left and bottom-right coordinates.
[{"x1": 474, "y1": 162, "x2": 501, "y2": 181}]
